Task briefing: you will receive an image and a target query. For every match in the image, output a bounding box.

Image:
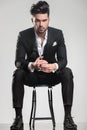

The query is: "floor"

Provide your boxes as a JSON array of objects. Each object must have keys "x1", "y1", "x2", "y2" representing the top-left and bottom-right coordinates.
[{"x1": 0, "y1": 123, "x2": 87, "y2": 130}]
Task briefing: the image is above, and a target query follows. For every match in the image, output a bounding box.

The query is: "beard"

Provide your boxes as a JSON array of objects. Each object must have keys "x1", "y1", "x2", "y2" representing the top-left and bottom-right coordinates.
[{"x1": 36, "y1": 26, "x2": 47, "y2": 35}]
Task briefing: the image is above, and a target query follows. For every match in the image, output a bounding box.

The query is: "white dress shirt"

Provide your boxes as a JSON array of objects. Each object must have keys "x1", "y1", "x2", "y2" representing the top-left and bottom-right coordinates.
[{"x1": 36, "y1": 30, "x2": 48, "y2": 56}]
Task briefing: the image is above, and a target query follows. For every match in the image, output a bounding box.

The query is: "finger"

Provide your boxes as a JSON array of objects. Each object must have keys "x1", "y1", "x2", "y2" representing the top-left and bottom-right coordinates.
[
  {"x1": 39, "y1": 56, "x2": 44, "y2": 60},
  {"x1": 41, "y1": 64, "x2": 48, "y2": 68},
  {"x1": 42, "y1": 60, "x2": 48, "y2": 64}
]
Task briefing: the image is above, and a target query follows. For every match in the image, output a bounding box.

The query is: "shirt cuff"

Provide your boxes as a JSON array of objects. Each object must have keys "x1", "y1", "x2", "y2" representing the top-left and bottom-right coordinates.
[
  {"x1": 28, "y1": 62, "x2": 35, "y2": 72},
  {"x1": 52, "y1": 63, "x2": 59, "y2": 73}
]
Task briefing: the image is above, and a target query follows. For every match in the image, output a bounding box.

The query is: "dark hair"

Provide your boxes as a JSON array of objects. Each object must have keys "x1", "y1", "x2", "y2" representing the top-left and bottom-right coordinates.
[{"x1": 30, "y1": 1, "x2": 50, "y2": 16}]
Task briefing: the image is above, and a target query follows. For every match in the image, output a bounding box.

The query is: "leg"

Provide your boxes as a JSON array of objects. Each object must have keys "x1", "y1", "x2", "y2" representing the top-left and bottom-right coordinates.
[
  {"x1": 11, "y1": 69, "x2": 25, "y2": 130},
  {"x1": 12, "y1": 69, "x2": 39, "y2": 109},
  {"x1": 61, "y1": 67, "x2": 74, "y2": 106},
  {"x1": 11, "y1": 69, "x2": 38, "y2": 130},
  {"x1": 12, "y1": 69, "x2": 25, "y2": 109},
  {"x1": 60, "y1": 67, "x2": 77, "y2": 129}
]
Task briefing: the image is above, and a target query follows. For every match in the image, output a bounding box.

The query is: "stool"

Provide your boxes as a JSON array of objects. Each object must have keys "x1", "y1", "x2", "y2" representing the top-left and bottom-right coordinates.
[{"x1": 29, "y1": 85, "x2": 56, "y2": 129}]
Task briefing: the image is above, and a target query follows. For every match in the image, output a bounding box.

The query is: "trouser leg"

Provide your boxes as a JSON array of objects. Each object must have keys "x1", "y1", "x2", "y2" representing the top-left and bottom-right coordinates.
[
  {"x1": 12, "y1": 69, "x2": 25, "y2": 108},
  {"x1": 12, "y1": 69, "x2": 39, "y2": 108},
  {"x1": 60, "y1": 67, "x2": 74, "y2": 106}
]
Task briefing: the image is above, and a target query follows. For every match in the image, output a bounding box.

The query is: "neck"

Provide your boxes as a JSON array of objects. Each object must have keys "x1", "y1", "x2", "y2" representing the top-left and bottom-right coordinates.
[
  {"x1": 37, "y1": 32, "x2": 46, "y2": 39},
  {"x1": 36, "y1": 31, "x2": 46, "y2": 42}
]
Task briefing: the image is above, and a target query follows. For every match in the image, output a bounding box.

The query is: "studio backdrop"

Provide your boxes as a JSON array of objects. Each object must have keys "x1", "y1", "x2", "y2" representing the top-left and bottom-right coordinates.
[{"x1": 0, "y1": 0, "x2": 87, "y2": 124}]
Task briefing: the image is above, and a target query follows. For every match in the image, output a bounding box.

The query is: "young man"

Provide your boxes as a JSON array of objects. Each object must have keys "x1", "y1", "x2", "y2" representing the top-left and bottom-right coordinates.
[{"x1": 10, "y1": 1, "x2": 77, "y2": 130}]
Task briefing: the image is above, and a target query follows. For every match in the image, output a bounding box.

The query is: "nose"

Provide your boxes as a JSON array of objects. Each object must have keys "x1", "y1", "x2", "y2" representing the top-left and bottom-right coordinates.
[{"x1": 40, "y1": 21, "x2": 43, "y2": 26}]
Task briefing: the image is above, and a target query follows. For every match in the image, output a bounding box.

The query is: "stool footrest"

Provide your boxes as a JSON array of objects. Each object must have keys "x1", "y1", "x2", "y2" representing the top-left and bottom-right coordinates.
[{"x1": 32, "y1": 117, "x2": 52, "y2": 120}]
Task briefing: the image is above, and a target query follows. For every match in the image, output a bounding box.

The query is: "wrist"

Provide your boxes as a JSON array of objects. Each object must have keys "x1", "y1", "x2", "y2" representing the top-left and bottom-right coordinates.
[
  {"x1": 52, "y1": 63, "x2": 58, "y2": 73},
  {"x1": 28, "y1": 62, "x2": 35, "y2": 72},
  {"x1": 31, "y1": 62, "x2": 36, "y2": 69}
]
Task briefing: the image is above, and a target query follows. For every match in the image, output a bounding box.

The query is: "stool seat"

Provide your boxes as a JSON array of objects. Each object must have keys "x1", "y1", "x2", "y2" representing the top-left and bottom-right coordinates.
[{"x1": 29, "y1": 85, "x2": 56, "y2": 130}]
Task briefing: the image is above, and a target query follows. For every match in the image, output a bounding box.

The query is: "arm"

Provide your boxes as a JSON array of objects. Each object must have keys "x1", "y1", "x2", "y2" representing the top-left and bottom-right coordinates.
[
  {"x1": 56, "y1": 30, "x2": 67, "y2": 70},
  {"x1": 15, "y1": 33, "x2": 29, "y2": 70}
]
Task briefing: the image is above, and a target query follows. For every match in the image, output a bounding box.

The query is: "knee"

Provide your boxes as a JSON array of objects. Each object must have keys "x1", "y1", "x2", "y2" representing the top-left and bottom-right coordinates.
[
  {"x1": 13, "y1": 69, "x2": 25, "y2": 81},
  {"x1": 62, "y1": 67, "x2": 73, "y2": 79}
]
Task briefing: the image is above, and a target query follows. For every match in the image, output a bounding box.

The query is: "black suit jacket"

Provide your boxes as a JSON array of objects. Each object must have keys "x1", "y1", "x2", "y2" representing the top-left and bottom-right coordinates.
[{"x1": 15, "y1": 27, "x2": 67, "y2": 72}]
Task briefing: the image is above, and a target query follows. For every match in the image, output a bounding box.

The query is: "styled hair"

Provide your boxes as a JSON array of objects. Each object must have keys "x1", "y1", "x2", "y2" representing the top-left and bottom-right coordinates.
[{"x1": 30, "y1": 1, "x2": 50, "y2": 16}]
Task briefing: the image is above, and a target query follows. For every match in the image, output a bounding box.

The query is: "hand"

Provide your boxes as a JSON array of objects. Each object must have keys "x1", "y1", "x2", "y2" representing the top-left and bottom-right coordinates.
[
  {"x1": 32, "y1": 56, "x2": 48, "y2": 70},
  {"x1": 40, "y1": 63, "x2": 57, "y2": 73}
]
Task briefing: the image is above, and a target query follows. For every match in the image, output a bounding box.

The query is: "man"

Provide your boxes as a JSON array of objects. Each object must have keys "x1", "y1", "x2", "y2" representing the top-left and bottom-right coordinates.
[{"x1": 10, "y1": 1, "x2": 77, "y2": 130}]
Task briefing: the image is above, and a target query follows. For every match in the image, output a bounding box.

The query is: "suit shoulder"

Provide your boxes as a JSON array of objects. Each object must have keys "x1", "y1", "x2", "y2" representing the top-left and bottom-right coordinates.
[
  {"x1": 19, "y1": 27, "x2": 34, "y2": 37},
  {"x1": 48, "y1": 27, "x2": 63, "y2": 34},
  {"x1": 48, "y1": 27, "x2": 64, "y2": 39}
]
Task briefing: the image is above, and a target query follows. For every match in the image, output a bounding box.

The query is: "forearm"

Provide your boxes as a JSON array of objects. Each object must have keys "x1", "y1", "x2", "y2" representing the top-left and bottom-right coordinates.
[{"x1": 58, "y1": 59, "x2": 67, "y2": 70}]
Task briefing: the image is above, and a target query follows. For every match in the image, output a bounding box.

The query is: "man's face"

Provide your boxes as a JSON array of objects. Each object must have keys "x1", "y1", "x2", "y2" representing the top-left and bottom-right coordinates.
[{"x1": 32, "y1": 13, "x2": 50, "y2": 35}]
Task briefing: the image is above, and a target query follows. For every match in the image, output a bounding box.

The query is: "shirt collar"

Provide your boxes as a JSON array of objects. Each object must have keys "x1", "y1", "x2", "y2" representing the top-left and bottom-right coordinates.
[{"x1": 35, "y1": 29, "x2": 48, "y2": 41}]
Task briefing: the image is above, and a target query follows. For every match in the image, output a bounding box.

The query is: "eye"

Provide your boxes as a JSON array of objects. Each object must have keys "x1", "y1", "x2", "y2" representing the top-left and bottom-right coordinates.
[
  {"x1": 35, "y1": 19, "x2": 48, "y2": 23},
  {"x1": 35, "y1": 19, "x2": 40, "y2": 23},
  {"x1": 42, "y1": 19, "x2": 48, "y2": 22}
]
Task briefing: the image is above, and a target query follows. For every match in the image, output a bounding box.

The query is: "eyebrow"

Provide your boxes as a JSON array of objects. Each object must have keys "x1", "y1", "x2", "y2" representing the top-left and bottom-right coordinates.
[{"x1": 35, "y1": 18, "x2": 48, "y2": 22}]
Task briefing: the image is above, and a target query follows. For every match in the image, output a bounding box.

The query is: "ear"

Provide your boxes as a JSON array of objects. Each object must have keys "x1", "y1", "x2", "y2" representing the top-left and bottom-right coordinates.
[
  {"x1": 31, "y1": 18, "x2": 33, "y2": 23},
  {"x1": 48, "y1": 17, "x2": 50, "y2": 23}
]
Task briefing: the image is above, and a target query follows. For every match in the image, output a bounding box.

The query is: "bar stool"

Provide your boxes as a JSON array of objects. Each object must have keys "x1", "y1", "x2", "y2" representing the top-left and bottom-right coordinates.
[{"x1": 29, "y1": 85, "x2": 56, "y2": 130}]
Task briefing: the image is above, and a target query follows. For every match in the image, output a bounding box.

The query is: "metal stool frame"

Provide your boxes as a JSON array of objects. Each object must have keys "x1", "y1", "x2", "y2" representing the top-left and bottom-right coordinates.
[{"x1": 29, "y1": 85, "x2": 56, "y2": 130}]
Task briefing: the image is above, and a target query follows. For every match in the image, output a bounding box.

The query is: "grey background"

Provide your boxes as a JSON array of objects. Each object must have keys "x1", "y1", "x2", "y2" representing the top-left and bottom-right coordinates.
[{"x1": 0, "y1": 0, "x2": 87, "y2": 124}]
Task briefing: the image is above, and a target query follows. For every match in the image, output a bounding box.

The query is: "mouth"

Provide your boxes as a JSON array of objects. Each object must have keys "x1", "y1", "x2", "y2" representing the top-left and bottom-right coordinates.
[{"x1": 39, "y1": 27, "x2": 45, "y2": 32}]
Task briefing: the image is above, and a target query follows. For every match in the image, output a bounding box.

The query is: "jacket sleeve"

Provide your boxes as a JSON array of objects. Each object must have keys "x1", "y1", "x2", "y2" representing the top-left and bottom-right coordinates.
[
  {"x1": 15, "y1": 33, "x2": 29, "y2": 71},
  {"x1": 56, "y1": 30, "x2": 67, "y2": 71}
]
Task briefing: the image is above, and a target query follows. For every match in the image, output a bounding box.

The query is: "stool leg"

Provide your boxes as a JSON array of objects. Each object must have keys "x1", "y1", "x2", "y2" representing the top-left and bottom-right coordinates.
[
  {"x1": 32, "y1": 89, "x2": 36, "y2": 129},
  {"x1": 48, "y1": 88, "x2": 56, "y2": 128},
  {"x1": 29, "y1": 89, "x2": 34, "y2": 127},
  {"x1": 29, "y1": 88, "x2": 36, "y2": 129}
]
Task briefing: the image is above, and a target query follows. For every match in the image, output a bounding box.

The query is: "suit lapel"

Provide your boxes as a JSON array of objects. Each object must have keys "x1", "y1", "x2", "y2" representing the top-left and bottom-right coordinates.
[
  {"x1": 43, "y1": 27, "x2": 52, "y2": 55},
  {"x1": 30, "y1": 28, "x2": 39, "y2": 57},
  {"x1": 30, "y1": 27, "x2": 53, "y2": 57}
]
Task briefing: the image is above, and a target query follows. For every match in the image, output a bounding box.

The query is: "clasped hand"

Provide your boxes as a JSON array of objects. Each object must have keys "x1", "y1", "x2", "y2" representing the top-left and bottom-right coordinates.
[{"x1": 32, "y1": 56, "x2": 56, "y2": 73}]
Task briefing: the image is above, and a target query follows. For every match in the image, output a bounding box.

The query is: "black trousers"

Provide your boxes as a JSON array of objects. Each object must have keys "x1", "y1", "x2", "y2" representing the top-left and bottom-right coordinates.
[{"x1": 12, "y1": 67, "x2": 74, "y2": 108}]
